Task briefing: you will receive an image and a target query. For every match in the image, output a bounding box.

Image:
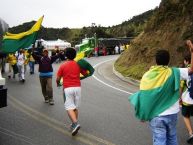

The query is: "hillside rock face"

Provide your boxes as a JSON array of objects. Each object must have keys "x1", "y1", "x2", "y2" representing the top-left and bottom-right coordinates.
[
  {"x1": 115, "y1": 0, "x2": 193, "y2": 79},
  {"x1": 0, "y1": 18, "x2": 9, "y2": 32},
  {"x1": 0, "y1": 18, "x2": 9, "y2": 48}
]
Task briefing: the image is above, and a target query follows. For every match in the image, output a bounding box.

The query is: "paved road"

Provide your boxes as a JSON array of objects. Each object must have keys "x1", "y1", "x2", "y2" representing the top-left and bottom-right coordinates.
[{"x1": 0, "y1": 55, "x2": 189, "y2": 145}]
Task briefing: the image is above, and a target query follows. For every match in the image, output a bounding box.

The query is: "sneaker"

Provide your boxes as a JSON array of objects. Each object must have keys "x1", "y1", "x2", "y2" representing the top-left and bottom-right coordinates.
[
  {"x1": 49, "y1": 99, "x2": 54, "y2": 105},
  {"x1": 187, "y1": 134, "x2": 193, "y2": 144},
  {"x1": 71, "y1": 123, "x2": 80, "y2": 136},
  {"x1": 69, "y1": 123, "x2": 74, "y2": 131},
  {"x1": 45, "y1": 99, "x2": 49, "y2": 103},
  {"x1": 45, "y1": 98, "x2": 49, "y2": 103}
]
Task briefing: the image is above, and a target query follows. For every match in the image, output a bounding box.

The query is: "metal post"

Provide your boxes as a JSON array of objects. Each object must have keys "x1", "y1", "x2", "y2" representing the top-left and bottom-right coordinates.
[{"x1": 94, "y1": 33, "x2": 97, "y2": 48}]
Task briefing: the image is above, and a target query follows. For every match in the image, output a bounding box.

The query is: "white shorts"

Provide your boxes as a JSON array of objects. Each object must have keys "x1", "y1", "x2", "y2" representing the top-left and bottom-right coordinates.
[{"x1": 64, "y1": 87, "x2": 81, "y2": 110}]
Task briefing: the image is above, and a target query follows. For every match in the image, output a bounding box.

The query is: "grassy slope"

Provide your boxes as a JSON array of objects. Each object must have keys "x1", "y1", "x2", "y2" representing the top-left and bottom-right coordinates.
[{"x1": 114, "y1": 16, "x2": 192, "y2": 79}]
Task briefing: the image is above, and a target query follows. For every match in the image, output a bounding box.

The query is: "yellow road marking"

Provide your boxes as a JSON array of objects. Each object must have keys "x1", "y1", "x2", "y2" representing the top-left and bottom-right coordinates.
[
  {"x1": 9, "y1": 101, "x2": 95, "y2": 145},
  {"x1": 8, "y1": 95, "x2": 116, "y2": 145}
]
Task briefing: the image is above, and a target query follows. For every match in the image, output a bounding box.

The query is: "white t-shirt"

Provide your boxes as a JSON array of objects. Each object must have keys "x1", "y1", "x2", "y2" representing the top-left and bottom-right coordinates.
[
  {"x1": 159, "y1": 68, "x2": 188, "y2": 116},
  {"x1": 17, "y1": 53, "x2": 25, "y2": 66},
  {"x1": 181, "y1": 70, "x2": 193, "y2": 105}
]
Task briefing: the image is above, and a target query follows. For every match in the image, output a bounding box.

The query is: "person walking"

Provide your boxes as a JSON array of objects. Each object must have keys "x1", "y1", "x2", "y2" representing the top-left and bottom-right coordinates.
[
  {"x1": 32, "y1": 48, "x2": 62, "y2": 105},
  {"x1": 28, "y1": 50, "x2": 35, "y2": 74},
  {"x1": 180, "y1": 54, "x2": 193, "y2": 144},
  {"x1": 56, "y1": 47, "x2": 94, "y2": 136},
  {"x1": 24, "y1": 50, "x2": 29, "y2": 74},
  {"x1": 7, "y1": 53, "x2": 18, "y2": 79},
  {"x1": 17, "y1": 49, "x2": 26, "y2": 82},
  {"x1": 94, "y1": 46, "x2": 99, "y2": 57},
  {"x1": 129, "y1": 40, "x2": 193, "y2": 145}
]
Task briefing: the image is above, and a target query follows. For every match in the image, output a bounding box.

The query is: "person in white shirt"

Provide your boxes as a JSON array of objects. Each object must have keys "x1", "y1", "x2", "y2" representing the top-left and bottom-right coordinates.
[
  {"x1": 17, "y1": 49, "x2": 26, "y2": 82},
  {"x1": 180, "y1": 54, "x2": 193, "y2": 144}
]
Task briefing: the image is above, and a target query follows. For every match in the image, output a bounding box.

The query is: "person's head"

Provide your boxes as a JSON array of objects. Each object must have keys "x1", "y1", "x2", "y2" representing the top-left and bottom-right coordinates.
[
  {"x1": 19, "y1": 49, "x2": 24, "y2": 54},
  {"x1": 155, "y1": 49, "x2": 170, "y2": 65},
  {"x1": 43, "y1": 49, "x2": 48, "y2": 57},
  {"x1": 184, "y1": 54, "x2": 191, "y2": 66},
  {"x1": 65, "y1": 47, "x2": 76, "y2": 60}
]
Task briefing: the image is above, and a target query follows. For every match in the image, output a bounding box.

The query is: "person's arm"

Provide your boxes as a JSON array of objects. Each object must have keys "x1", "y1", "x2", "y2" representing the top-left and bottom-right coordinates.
[
  {"x1": 59, "y1": 51, "x2": 66, "y2": 61},
  {"x1": 31, "y1": 50, "x2": 41, "y2": 62},
  {"x1": 56, "y1": 76, "x2": 62, "y2": 87},
  {"x1": 51, "y1": 54, "x2": 59, "y2": 63},
  {"x1": 186, "y1": 40, "x2": 193, "y2": 74},
  {"x1": 51, "y1": 51, "x2": 64, "y2": 63},
  {"x1": 56, "y1": 65, "x2": 63, "y2": 87},
  {"x1": 179, "y1": 80, "x2": 186, "y2": 106}
]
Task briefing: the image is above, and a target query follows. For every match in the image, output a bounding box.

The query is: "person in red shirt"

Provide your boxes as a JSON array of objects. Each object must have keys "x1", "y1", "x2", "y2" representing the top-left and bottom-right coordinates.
[
  {"x1": 56, "y1": 47, "x2": 94, "y2": 136},
  {"x1": 94, "y1": 46, "x2": 99, "y2": 57}
]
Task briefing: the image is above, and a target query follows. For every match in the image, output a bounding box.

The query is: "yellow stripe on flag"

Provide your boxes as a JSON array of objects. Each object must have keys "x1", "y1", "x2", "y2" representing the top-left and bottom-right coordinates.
[
  {"x1": 74, "y1": 52, "x2": 85, "y2": 62},
  {"x1": 140, "y1": 66, "x2": 172, "y2": 90},
  {"x1": 4, "y1": 16, "x2": 44, "y2": 40}
]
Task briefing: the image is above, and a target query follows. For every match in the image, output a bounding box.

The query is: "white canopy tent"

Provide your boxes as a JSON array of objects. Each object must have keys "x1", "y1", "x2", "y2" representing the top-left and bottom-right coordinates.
[{"x1": 41, "y1": 39, "x2": 71, "y2": 51}]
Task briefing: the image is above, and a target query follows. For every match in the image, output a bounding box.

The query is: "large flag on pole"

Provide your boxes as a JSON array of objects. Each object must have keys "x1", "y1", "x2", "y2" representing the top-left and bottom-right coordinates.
[
  {"x1": 1, "y1": 16, "x2": 44, "y2": 53},
  {"x1": 129, "y1": 66, "x2": 180, "y2": 121}
]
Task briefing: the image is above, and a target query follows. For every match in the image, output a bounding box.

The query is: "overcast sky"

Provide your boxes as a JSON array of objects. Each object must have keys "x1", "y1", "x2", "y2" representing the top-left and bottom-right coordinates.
[{"x1": 1, "y1": 0, "x2": 161, "y2": 28}]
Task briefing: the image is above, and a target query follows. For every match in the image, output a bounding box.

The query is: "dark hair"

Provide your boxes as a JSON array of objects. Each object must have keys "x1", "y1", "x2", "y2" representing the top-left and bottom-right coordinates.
[
  {"x1": 155, "y1": 49, "x2": 170, "y2": 65},
  {"x1": 184, "y1": 54, "x2": 191, "y2": 63},
  {"x1": 65, "y1": 47, "x2": 76, "y2": 60}
]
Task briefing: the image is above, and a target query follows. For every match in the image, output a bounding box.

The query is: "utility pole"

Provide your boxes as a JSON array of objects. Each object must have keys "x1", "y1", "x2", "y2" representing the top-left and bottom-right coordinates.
[{"x1": 94, "y1": 33, "x2": 97, "y2": 48}]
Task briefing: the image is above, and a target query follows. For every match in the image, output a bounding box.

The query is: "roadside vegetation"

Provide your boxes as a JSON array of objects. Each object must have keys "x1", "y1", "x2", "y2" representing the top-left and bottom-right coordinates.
[{"x1": 115, "y1": 0, "x2": 193, "y2": 79}]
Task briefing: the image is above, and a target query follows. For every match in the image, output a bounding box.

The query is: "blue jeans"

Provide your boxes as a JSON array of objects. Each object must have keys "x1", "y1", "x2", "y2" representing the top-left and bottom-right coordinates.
[
  {"x1": 149, "y1": 114, "x2": 178, "y2": 145},
  {"x1": 29, "y1": 61, "x2": 35, "y2": 73}
]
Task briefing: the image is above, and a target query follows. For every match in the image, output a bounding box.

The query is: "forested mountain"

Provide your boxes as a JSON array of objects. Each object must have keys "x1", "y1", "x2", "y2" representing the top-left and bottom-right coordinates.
[
  {"x1": 115, "y1": 0, "x2": 193, "y2": 79},
  {"x1": 7, "y1": 9, "x2": 155, "y2": 46},
  {"x1": 106, "y1": 10, "x2": 155, "y2": 37},
  {"x1": 8, "y1": 22, "x2": 79, "y2": 45}
]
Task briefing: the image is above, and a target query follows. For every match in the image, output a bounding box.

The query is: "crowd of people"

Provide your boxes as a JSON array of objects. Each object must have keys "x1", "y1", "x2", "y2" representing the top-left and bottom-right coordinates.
[
  {"x1": 5, "y1": 49, "x2": 34, "y2": 82},
  {"x1": 2, "y1": 40, "x2": 193, "y2": 144},
  {"x1": 93, "y1": 44, "x2": 127, "y2": 57},
  {"x1": 0, "y1": 47, "x2": 94, "y2": 136}
]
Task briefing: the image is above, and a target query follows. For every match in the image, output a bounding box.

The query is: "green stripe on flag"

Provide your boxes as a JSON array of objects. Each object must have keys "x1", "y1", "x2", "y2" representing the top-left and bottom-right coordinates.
[
  {"x1": 2, "y1": 32, "x2": 38, "y2": 53},
  {"x1": 1, "y1": 16, "x2": 43, "y2": 53},
  {"x1": 129, "y1": 67, "x2": 180, "y2": 121}
]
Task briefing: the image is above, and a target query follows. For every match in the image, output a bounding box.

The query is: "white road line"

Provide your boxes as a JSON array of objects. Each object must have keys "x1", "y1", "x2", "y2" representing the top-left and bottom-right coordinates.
[
  {"x1": 0, "y1": 126, "x2": 36, "y2": 145},
  {"x1": 93, "y1": 59, "x2": 133, "y2": 95}
]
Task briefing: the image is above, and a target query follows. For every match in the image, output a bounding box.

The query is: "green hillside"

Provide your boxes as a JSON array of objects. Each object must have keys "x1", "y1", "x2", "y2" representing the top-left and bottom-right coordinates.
[{"x1": 115, "y1": 0, "x2": 193, "y2": 79}]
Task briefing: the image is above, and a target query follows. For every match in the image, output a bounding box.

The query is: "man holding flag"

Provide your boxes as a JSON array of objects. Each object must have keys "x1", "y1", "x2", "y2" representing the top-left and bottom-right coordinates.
[
  {"x1": 56, "y1": 47, "x2": 94, "y2": 136},
  {"x1": 129, "y1": 40, "x2": 193, "y2": 145}
]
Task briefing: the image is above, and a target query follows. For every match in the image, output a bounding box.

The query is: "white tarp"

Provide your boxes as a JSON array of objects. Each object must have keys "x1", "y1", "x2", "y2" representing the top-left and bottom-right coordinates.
[{"x1": 41, "y1": 39, "x2": 71, "y2": 50}]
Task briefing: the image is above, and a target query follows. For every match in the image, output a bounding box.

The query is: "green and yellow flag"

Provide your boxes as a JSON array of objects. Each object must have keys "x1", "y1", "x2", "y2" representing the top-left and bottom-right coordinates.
[
  {"x1": 73, "y1": 44, "x2": 95, "y2": 80},
  {"x1": 129, "y1": 66, "x2": 180, "y2": 121},
  {"x1": 1, "y1": 16, "x2": 43, "y2": 53}
]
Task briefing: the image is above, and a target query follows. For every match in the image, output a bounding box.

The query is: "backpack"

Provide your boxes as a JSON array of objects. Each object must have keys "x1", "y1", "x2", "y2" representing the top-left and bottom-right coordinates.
[{"x1": 188, "y1": 74, "x2": 193, "y2": 99}]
